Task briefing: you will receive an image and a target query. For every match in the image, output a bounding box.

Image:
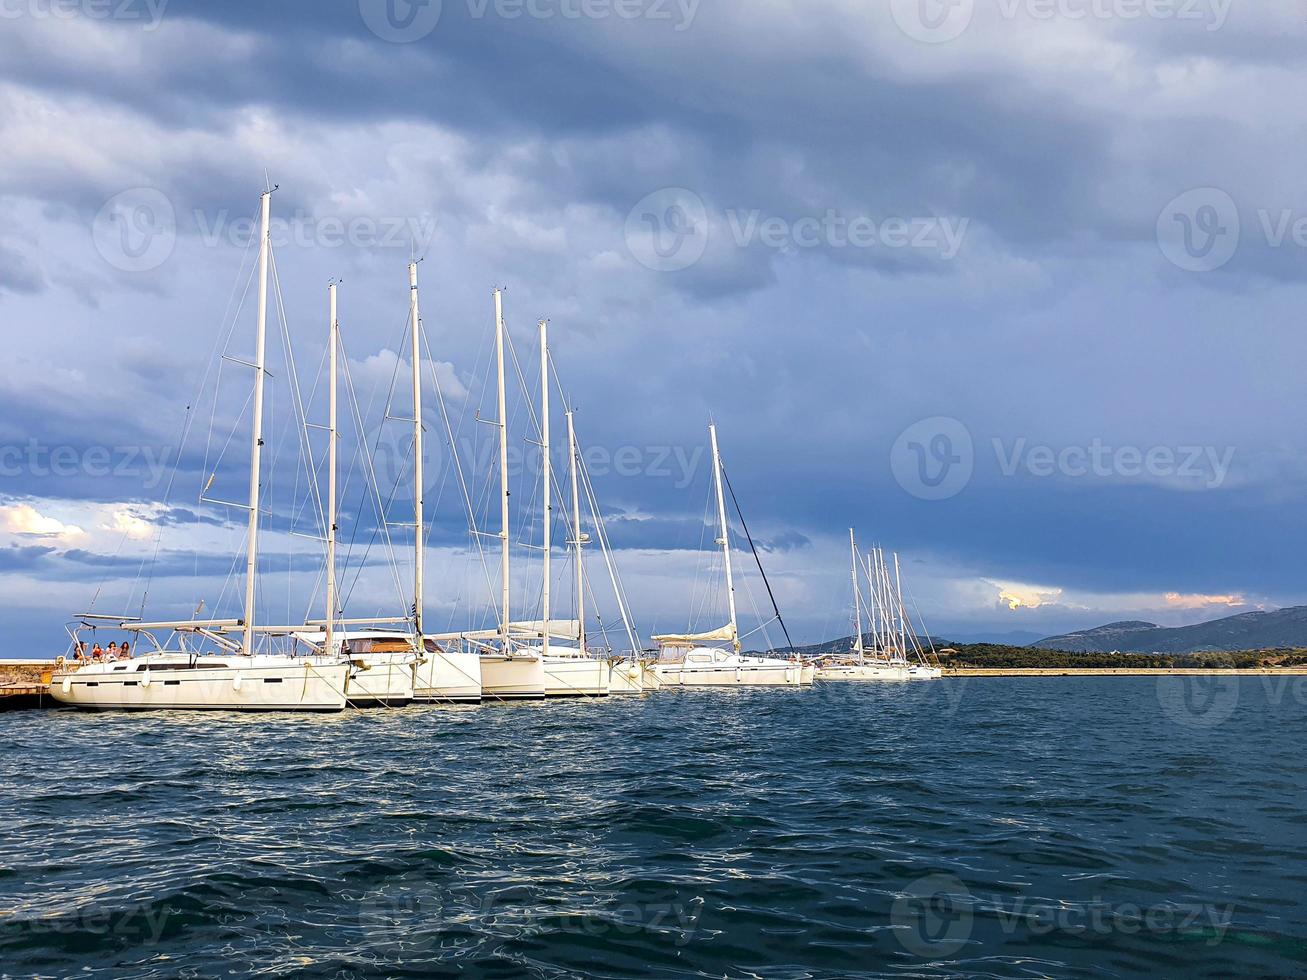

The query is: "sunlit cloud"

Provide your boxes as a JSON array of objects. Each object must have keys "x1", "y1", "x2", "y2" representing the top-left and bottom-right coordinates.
[
  {"x1": 1163, "y1": 592, "x2": 1247, "y2": 610},
  {"x1": 1, "y1": 503, "x2": 84, "y2": 539},
  {"x1": 102, "y1": 509, "x2": 153, "y2": 541},
  {"x1": 990, "y1": 581, "x2": 1065, "y2": 611}
]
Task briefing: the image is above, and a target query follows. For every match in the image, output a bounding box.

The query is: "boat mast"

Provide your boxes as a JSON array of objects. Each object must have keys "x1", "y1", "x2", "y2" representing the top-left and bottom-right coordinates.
[
  {"x1": 410, "y1": 262, "x2": 424, "y2": 643},
  {"x1": 709, "y1": 422, "x2": 739, "y2": 651},
  {"x1": 894, "y1": 551, "x2": 908, "y2": 659},
  {"x1": 849, "y1": 528, "x2": 863, "y2": 660},
  {"x1": 494, "y1": 289, "x2": 510, "y2": 647},
  {"x1": 539, "y1": 319, "x2": 550, "y2": 660},
  {"x1": 567, "y1": 409, "x2": 585, "y2": 655},
  {"x1": 241, "y1": 189, "x2": 272, "y2": 658},
  {"x1": 325, "y1": 281, "x2": 339, "y2": 656}
]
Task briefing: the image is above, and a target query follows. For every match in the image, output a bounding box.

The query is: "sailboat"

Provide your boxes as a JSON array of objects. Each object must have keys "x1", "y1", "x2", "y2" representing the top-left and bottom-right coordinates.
[
  {"x1": 818, "y1": 539, "x2": 942, "y2": 681},
  {"x1": 427, "y1": 288, "x2": 546, "y2": 699},
  {"x1": 651, "y1": 424, "x2": 811, "y2": 688},
  {"x1": 815, "y1": 529, "x2": 912, "y2": 681},
  {"x1": 51, "y1": 190, "x2": 349, "y2": 711},
  {"x1": 521, "y1": 320, "x2": 610, "y2": 697},
  {"x1": 396, "y1": 263, "x2": 484, "y2": 702}
]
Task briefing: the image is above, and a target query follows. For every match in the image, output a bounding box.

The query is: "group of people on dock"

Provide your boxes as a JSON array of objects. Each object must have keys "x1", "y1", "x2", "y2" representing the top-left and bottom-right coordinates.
[{"x1": 73, "y1": 641, "x2": 131, "y2": 663}]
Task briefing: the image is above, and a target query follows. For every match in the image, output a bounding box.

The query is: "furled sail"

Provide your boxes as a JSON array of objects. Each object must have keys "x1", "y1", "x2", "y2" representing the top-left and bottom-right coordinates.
[
  {"x1": 651, "y1": 623, "x2": 737, "y2": 646},
  {"x1": 508, "y1": 619, "x2": 583, "y2": 640}
]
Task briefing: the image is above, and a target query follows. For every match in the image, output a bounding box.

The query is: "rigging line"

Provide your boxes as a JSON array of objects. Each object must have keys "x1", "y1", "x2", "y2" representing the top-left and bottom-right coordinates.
[
  {"x1": 906, "y1": 591, "x2": 940, "y2": 665},
  {"x1": 720, "y1": 465, "x2": 795, "y2": 655},
  {"x1": 422, "y1": 331, "x2": 496, "y2": 611},
  {"x1": 335, "y1": 306, "x2": 409, "y2": 615},
  {"x1": 131, "y1": 233, "x2": 259, "y2": 618},
  {"x1": 269, "y1": 249, "x2": 326, "y2": 541},
  {"x1": 688, "y1": 481, "x2": 714, "y2": 632},
  {"x1": 332, "y1": 305, "x2": 404, "y2": 535},
  {"x1": 576, "y1": 435, "x2": 641, "y2": 656},
  {"x1": 337, "y1": 335, "x2": 408, "y2": 618}
]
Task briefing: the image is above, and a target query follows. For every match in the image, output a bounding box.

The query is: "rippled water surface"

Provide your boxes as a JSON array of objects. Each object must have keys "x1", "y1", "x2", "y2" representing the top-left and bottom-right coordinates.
[{"x1": 2, "y1": 677, "x2": 1306, "y2": 978}]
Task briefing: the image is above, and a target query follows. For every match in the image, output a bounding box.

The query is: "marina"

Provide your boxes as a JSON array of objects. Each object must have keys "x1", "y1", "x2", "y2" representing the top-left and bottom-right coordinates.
[{"x1": 5, "y1": 4, "x2": 1305, "y2": 977}]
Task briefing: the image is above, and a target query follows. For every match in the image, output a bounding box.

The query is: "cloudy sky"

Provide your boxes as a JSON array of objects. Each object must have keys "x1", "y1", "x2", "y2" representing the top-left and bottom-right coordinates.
[{"x1": 2, "y1": 0, "x2": 1306, "y2": 654}]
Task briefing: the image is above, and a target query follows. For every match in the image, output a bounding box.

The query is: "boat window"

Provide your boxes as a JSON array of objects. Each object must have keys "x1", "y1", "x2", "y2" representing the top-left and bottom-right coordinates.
[
  {"x1": 139, "y1": 662, "x2": 230, "y2": 671},
  {"x1": 164, "y1": 680, "x2": 180, "y2": 686},
  {"x1": 263, "y1": 678, "x2": 283, "y2": 684},
  {"x1": 113, "y1": 665, "x2": 129, "y2": 671}
]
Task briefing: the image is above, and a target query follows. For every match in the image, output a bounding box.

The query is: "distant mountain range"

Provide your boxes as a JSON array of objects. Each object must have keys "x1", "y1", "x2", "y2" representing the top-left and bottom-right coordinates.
[{"x1": 1033, "y1": 606, "x2": 1307, "y2": 654}]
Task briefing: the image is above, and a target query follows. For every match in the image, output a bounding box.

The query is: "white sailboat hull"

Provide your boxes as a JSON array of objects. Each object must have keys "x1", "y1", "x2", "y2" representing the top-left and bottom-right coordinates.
[
  {"x1": 543, "y1": 655, "x2": 610, "y2": 697},
  {"x1": 609, "y1": 660, "x2": 644, "y2": 694},
  {"x1": 907, "y1": 664, "x2": 943, "y2": 679},
  {"x1": 652, "y1": 649, "x2": 810, "y2": 688},
  {"x1": 50, "y1": 655, "x2": 348, "y2": 712},
  {"x1": 816, "y1": 663, "x2": 913, "y2": 682},
  {"x1": 343, "y1": 654, "x2": 415, "y2": 707},
  {"x1": 414, "y1": 649, "x2": 483, "y2": 702},
  {"x1": 480, "y1": 655, "x2": 546, "y2": 700},
  {"x1": 654, "y1": 663, "x2": 807, "y2": 687}
]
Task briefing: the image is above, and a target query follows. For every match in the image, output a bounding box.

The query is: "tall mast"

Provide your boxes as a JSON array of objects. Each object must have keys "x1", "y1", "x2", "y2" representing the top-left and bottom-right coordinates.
[
  {"x1": 567, "y1": 409, "x2": 585, "y2": 655},
  {"x1": 539, "y1": 319, "x2": 550, "y2": 660},
  {"x1": 325, "y1": 281, "x2": 339, "y2": 656},
  {"x1": 879, "y1": 549, "x2": 895, "y2": 656},
  {"x1": 709, "y1": 422, "x2": 739, "y2": 651},
  {"x1": 494, "y1": 289, "x2": 510, "y2": 644},
  {"x1": 409, "y1": 263, "x2": 424, "y2": 641},
  {"x1": 849, "y1": 528, "x2": 863, "y2": 658},
  {"x1": 241, "y1": 189, "x2": 272, "y2": 657},
  {"x1": 894, "y1": 551, "x2": 908, "y2": 658}
]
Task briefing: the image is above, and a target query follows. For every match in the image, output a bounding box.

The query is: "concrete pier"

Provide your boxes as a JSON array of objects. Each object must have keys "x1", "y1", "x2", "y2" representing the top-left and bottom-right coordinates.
[{"x1": 0, "y1": 661, "x2": 55, "y2": 709}]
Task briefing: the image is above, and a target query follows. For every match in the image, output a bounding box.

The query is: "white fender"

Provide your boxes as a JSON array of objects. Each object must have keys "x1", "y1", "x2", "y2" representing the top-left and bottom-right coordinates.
[
  {"x1": 232, "y1": 671, "x2": 242, "y2": 691},
  {"x1": 140, "y1": 671, "x2": 151, "y2": 689},
  {"x1": 735, "y1": 667, "x2": 742, "y2": 683},
  {"x1": 61, "y1": 675, "x2": 71, "y2": 694}
]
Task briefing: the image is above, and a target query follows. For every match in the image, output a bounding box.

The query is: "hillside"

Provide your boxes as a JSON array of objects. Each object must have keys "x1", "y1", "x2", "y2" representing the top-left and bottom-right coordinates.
[{"x1": 1034, "y1": 606, "x2": 1307, "y2": 654}]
